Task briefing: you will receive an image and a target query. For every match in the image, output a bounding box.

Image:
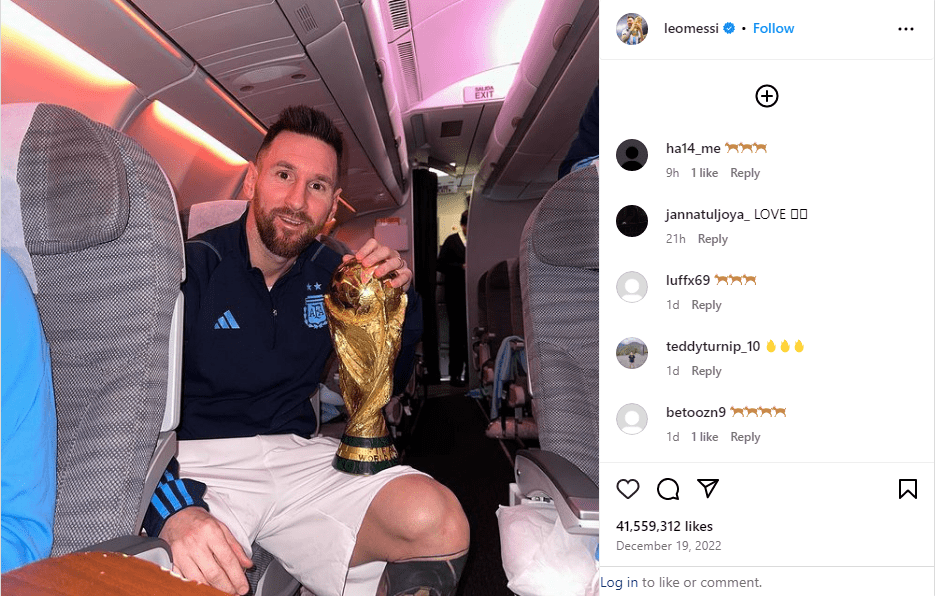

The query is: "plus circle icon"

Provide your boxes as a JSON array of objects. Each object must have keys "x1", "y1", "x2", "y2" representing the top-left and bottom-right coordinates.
[{"x1": 756, "y1": 84, "x2": 779, "y2": 108}]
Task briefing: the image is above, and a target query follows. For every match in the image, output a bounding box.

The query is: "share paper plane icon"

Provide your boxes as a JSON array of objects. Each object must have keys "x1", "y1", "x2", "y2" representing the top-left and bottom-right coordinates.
[{"x1": 697, "y1": 479, "x2": 719, "y2": 498}]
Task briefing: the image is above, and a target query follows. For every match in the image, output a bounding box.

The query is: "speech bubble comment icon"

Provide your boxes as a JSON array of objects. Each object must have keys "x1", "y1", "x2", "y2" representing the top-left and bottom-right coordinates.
[
  {"x1": 617, "y1": 479, "x2": 640, "y2": 499},
  {"x1": 657, "y1": 478, "x2": 680, "y2": 500}
]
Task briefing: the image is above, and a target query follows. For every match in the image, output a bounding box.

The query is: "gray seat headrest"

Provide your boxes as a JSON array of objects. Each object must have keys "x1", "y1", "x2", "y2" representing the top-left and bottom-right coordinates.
[
  {"x1": 4, "y1": 103, "x2": 129, "y2": 256},
  {"x1": 530, "y1": 166, "x2": 599, "y2": 270}
]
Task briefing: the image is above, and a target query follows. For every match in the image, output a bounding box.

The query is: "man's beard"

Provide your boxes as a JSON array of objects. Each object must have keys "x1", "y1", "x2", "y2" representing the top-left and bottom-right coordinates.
[{"x1": 254, "y1": 206, "x2": 322, "y2": 259}]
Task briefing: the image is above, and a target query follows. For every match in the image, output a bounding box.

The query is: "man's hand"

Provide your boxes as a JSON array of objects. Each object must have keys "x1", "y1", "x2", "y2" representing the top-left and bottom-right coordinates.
[
  {"x1": 346, "y1": 239, "x2": 412, "y2": 291},
  {"x1": 159, "y1": 507, "x2": 253, "y2": 595}
]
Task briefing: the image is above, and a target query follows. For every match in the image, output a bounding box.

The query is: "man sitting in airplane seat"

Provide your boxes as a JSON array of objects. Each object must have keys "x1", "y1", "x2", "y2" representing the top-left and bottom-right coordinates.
[{"x1": 142, "y1": 106, "x2": 469, "y2": 596}]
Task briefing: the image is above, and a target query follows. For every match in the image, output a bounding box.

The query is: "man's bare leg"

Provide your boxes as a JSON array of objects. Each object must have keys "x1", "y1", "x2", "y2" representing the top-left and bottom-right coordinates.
[{"x1": 351, "y1": 475, "x2": 470, "y2": 596}]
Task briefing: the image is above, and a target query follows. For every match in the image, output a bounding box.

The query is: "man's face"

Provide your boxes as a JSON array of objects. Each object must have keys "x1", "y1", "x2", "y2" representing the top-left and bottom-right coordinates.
[
  {"x1": 245, "y1": 131, "x2": 341, "y2": 259},
  {"x1": 627, "y1": 17, "x2": 634, "y2": 29}
]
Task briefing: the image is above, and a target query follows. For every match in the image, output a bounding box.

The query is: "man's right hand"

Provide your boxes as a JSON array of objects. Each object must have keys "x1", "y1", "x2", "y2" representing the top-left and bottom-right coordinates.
[{"x1": 159, "y1": 507, "x2": 253, "y2": 595}]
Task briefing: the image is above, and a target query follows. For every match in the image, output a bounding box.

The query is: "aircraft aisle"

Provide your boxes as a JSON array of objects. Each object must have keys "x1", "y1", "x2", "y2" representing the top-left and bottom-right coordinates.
[{"x1": 400, "y1": 383, "x2": 529, "y2": 596}]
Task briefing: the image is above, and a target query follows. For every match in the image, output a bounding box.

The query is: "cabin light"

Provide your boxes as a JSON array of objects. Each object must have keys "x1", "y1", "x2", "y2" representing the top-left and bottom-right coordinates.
[
  {"x1": 205, "y1": 79, "x2": 267, "y2": 135},
  {"x1": 150, "y1": 101, "x2": 247, "y2": 166},
  {"x1": 106, "y1": 0, "x2": 184, "y2": 60},
  {"x1": 490, "y1": 0, "x2": 549, "y2": 63},
  {"x1": 1, "y1": 0, "x2": 130, "y2": 87},
  {"x1": 449, "y1": 162, "x2": 456, "y2": 167},
  {"x1": 428, "y1": 167, "x2": 449, "y2": 178}
]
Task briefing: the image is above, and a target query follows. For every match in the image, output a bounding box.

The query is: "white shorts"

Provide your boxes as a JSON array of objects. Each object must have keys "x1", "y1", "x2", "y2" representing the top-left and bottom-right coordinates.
[{"x1": 176, "y1": 435, "x2": 426, "y2": 596}]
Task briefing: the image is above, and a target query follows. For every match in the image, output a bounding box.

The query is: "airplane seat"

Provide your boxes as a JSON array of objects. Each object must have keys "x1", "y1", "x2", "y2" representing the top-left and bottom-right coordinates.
[
  {"x1": 508, "y1": 258, "x2": 525, "y2": 339},
  {"x1": 484, "y1": 260, "x2": 514, "y2": 350},
  {"x1": 480, "y1": 260, "x2": 513, "y2": 387},
  {"x1": 498, "y1": 163, "x2": 599, "y2": 596},
  {"x1": 182, "y1": 198, "x2": 249, "y2": 239},
  {"x1": 504, "y1": 257, "x2": 532, "y2": 424},
  {"x1": 476, "y1": 271, "x2": 490, "y2": 332},
  {"x1": 479, "y1": 259, "x2": 534, "y2": 440},
  {"x1": 0, "y1": 102, "x2": 185, "y2": 564},
  {"x1": 506, "y1": 258, "x2": 529, "y2": 408},
  {"x1": 483, "y1": 257, "x2": 535, "y2": 439},
  {"x1": 471, "y1": 270, "x2": 492, "y2": 379}
]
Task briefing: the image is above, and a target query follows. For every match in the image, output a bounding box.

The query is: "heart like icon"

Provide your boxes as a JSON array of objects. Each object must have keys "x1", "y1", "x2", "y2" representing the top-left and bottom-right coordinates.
[{"x1": 616, "y1": 479, "x2": 640, "y2": 499}]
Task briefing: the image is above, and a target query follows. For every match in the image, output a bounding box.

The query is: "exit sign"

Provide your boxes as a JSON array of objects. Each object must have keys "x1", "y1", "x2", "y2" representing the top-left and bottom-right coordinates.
[{"x1": 464, "y1": 85, "x2": 498, "y2": 103}]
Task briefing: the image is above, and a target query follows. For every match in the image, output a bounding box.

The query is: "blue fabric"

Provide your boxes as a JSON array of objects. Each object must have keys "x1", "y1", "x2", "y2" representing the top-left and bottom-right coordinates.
[
  {"x1": 570, "y1": 156, "x2": 598, "y2": 174},
  {"x1": 142, "y1": 458, "x2": 207, "y2": 538},
  {"x1": 490, "y1": 335, "x2": 525, "y2": 420},
  {"x1": 1, "y1": 251, "x2": 56, "y2": 572}
]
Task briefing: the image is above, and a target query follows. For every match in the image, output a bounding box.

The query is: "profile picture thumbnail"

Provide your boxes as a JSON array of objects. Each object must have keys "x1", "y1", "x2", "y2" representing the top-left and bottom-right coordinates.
[
  {"x1": 616, "y1": 205, "x2": 648, "y2": 237},
  {"x1": 617, "y1": 337, "x2": 648, "y2": 369},
  {"x1": 616, "y1": 271, "x2": 647, "y2": 303},
  {"x1": 617, "y1": 403, "x2": 648, "y2": 435},
  {"x1": 617, "y1": 14, "x2": 648, "y2": 45},
  {"x1": 616, "y1": 139, "x2": 648, "y2": 171}
]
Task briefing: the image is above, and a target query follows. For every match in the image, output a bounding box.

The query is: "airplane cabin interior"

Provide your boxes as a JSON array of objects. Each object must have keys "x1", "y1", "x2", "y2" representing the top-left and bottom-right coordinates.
[{"x1": 0, "y1": 0, "x2": 599, "y2": 593}]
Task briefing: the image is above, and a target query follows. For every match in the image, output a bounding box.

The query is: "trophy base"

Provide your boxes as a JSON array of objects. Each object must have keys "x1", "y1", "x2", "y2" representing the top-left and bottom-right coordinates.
[{"x1": 333, "y1": 434, "x2": 399, "y2": 475}]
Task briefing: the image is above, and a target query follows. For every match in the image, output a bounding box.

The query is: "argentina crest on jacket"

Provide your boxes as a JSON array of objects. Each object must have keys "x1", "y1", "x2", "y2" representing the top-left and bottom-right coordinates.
[{"x1": 304, "y1": 293, "x2": 327, "y2": 329}]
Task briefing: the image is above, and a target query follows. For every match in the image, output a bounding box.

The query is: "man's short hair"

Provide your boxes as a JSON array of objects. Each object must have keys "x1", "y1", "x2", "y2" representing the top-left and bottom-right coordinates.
[
  {"x1": 460, "y1": 210, "x2": 468, "y2": 227},
  {"x1": 257, "y1": 106, "x2": 345, "y2": 179}
]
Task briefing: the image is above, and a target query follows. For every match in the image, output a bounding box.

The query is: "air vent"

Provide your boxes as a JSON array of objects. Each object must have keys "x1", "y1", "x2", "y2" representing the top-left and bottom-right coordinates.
[
  {"x1": 397, "y1": 41, "x2": 421, "y2": 104},
  {"x1": 388, "y1": 0, "x2": 410, "y2": 30},
  {"x1": 440, "y1": 120, "x2": 463, "y2": 138},
  {"x1": 295, "y1": 4, "x2": 318, "y2": 32}
]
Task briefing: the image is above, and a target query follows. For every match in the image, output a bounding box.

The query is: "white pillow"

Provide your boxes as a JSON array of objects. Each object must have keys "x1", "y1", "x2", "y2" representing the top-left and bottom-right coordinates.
[{"x1": 497, "y1": 504, "x2": 599, "y2": 596}]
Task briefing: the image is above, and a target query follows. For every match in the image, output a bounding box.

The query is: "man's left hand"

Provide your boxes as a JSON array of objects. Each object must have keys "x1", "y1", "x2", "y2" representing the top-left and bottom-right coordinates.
[{"x1": 346, "y1": 239, "x2": 412, "y2": 291}]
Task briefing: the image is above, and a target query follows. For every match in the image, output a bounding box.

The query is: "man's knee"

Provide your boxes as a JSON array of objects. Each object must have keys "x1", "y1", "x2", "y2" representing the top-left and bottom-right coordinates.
[{"x1": 376, "y1": 475, "x2": 469, "y2": 555}]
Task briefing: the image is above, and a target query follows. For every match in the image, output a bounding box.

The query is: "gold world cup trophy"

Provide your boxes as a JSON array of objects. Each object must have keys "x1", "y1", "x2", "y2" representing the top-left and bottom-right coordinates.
[{"x1": 324, "y1": 258, "x2": 407, "y2": 474}]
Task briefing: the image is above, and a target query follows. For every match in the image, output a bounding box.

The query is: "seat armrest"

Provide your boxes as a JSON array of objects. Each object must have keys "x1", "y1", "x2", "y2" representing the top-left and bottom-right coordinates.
[
  {"x1": 78, "y1": 536, "x2": 172, "y2": 569},
  {"x1": 512, "y1": 449, "x2": 598, "y2": 535},
  {"x1": 160, "y1": 292, "x2": 184, "y2": 433},
  {"x1": 135, "y1": 430, "x2": 177, "y2": 531},
  {"x1": 254, "y1": 557, "x2": 301, "y2": 596}
]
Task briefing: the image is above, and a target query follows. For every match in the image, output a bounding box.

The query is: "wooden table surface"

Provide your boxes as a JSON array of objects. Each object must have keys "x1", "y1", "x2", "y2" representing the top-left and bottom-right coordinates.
[{"x1": 1, "y1": 551, "x2": 227, "y2": 595}]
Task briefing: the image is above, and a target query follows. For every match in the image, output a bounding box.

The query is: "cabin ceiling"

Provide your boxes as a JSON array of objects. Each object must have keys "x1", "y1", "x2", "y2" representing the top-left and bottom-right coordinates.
[
  {"x1": 10, "y1": 0, "x2": 592, "y2": 213},
  {"x1": 385, "y1": 0, "x2": 548, "y2": 186},
  {"x1": 127, "y1": 0, "x2": 399, "y2": 220},
  {"x1": 128, "y1": 0, "x2": 555, "y2": 201}
]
